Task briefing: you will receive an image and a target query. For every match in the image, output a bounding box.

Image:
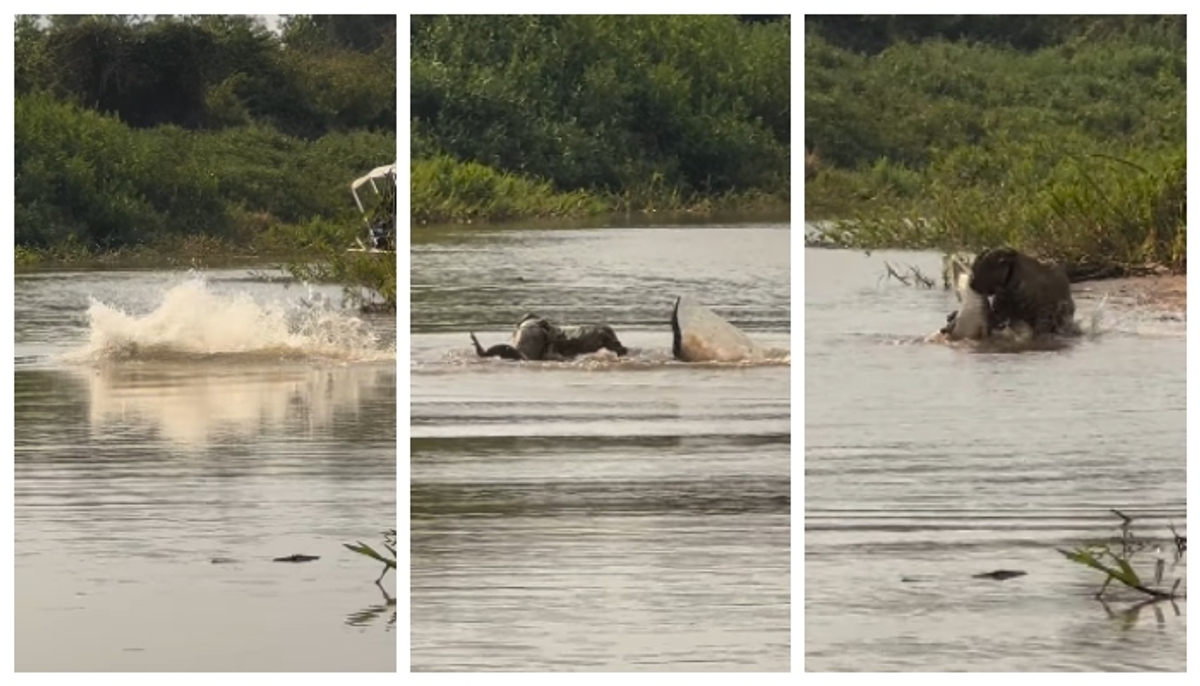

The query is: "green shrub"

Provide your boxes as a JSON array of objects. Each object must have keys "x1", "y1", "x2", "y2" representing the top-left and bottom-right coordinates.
[
  {"x1": 805, "y1": 17, "x2": 1186, "y2": 273},
  {"x1": 411, "y1": 15, "x2": 791, "y2": 220}
]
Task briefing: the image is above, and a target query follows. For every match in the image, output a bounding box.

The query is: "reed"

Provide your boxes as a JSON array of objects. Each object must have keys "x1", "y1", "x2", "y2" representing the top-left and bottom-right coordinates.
[
  {"x1": 1058, "y1": 509, "x2": 1186, "y2": 601},
  {"x1": 345, "y1": 529, "x2": 397, "y2": 584}
]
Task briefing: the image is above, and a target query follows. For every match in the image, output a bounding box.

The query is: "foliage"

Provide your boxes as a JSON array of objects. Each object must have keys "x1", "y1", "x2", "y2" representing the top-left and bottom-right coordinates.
[
  {"x1": 281, "y1": 15, "x2": 396, "y2": 54},
  {"x1": 14, "y1": 12, "x2": 398, "y2": 308},
  {"x1": 816, "y1": 146, "x2": 1185, "y2": 274},
  {"x1": 16, "y1": 14, "x2": 396, "y2": 139},
  {"x1": 1058, "y1": 510, "x2": 1185, "y2": 600},
  {"x1": 16, "y1": 93, "x2": 395, "y2": 251},
  {"x1": 13, "y1": 13, "x2": 397, "y2": 272},
  {"x1": 412, "y1": 156, "x2": 607, "y2": 224},
  {"x1": 412, "y1": 156, "x2": 789, "y2": 225},
  {"x1": 279, "y1": 210, "x2": 397, "y2": 312},
  {"x1": 806, "y1": 15, "x2": 1185, "y2": 55},
  {"x1": 805, "y1": 17, "x2": 1186, "y2": 274},
  {"x1": 345, "y1": 528, "x2": 396, "y2": 584},
  {"x1": 411, "y1": 15, "x2": 790, "y2": 222}
]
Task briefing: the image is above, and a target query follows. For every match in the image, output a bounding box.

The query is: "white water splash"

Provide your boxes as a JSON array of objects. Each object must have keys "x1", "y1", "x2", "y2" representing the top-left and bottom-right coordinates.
[
  {"x1": 69, "y1": 278, "x2": 393, "y2": 364},
  {"x1": 1085, "y1": 293, "x2": 1109, "y2": 339}
]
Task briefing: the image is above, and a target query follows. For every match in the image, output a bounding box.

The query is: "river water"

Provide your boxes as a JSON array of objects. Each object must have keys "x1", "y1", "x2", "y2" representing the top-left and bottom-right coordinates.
[
  {"x1": 805, "y1": 246, "x2": 1186, "y2": 672},
  {"x1": 410, "y1": 221, "x2": 792, "y2": 671},
  {"x1": 13, "y1": 268, "x2": 397, "y2": 672}
]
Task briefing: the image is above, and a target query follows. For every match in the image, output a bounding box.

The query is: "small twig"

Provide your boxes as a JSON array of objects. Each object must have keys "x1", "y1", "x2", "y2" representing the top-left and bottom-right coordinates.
[
  {"x1": 882, "y1": 261, "x2": 910, "y2": 286},
  {"x1": 880, "y1": 261, "x2": 936, "y2": 289},
  {"x1": 908, "y1": 265, "x2": 935, "y2": 289},
  {"x1": 1168, "y1": 522, "x2": 1187, "y2": 555},
  {"x1": 1111, "y1": 509, "x2": 1136, "y2": 557}
]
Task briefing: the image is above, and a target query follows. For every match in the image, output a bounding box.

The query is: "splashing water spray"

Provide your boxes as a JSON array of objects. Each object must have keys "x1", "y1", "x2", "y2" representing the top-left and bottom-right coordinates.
[
  {"x1": 1086, "y1": 293, "x2": 1109, "y2": 339},
  {"x1": 69, "y1": 277, "x2": 393, "y2": 364}
]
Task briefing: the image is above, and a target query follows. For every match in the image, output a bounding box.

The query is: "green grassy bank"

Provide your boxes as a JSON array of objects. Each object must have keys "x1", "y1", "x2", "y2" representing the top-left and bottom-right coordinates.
[
  {"x1": 411, "y1": 156, "x2": 788, "y2": 225},
  {"x1": 805, "y1": 16, "x2": 1185, "y2": 276},
  {"x1": 411, "y1": 15, "x2": 791, "y2": 224}
]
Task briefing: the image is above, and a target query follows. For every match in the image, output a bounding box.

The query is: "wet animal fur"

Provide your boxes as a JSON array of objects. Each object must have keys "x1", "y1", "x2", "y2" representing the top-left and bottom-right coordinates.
[
  {"x1": 471, "y1": 314, "x2": 627, "y2": 361},
  {"x1": 969, "y1": 247, "x2": 1076, "y2": 336}
]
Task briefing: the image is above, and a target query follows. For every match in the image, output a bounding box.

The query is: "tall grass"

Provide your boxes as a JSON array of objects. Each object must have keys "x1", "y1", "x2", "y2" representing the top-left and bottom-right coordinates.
[
  {"x1": 817, "y1": 142, "x2": 1185, "y2": 275},
  {"x1": 411, "y1": 156, "x2": 606, "y2": 224},
  {"x1": 411, "y1": 155, "x2": 789, "y2": 224}
]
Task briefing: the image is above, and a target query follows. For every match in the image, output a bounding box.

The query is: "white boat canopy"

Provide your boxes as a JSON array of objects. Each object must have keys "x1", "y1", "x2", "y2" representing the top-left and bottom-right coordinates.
[{"x1": 351, "y1": 163, "x2": 397, "y2": 213}]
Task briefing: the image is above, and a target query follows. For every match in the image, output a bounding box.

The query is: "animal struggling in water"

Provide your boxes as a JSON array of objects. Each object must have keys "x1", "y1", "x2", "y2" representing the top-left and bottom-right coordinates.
[
  {"x1": 940, "y1": 247, "x2": 1079, "y2": 341},
  {"x1": 471, "y1": 296, "x2": 774, "y2": 363},
  {"x1": 470, "y1": 314, "x2": 628, "y2": 361}
]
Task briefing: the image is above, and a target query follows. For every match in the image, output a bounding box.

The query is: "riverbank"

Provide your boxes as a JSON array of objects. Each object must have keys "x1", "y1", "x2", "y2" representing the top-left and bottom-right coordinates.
[
  {"x1": 14, "y1": 238, "x2": 301, "y2": 271},
  {"x1": 412, "y1": 156, "x2": 790, "y2": 225},
  {"x1": 16, "y1": 234, "x2": 397, "y2": 313},
  {"x1": 1075, "y1": 274, "x2": 1186, "y2": 316}
]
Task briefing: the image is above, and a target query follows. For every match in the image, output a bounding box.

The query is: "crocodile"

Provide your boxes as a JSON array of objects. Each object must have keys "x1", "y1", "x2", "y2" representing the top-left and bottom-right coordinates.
[
  {"x1": 209, "y1": 554, "x2": 321, "y2": 564},
  {"x1": 900, "y1": 570, "x2": 1028, "y2": 583}
]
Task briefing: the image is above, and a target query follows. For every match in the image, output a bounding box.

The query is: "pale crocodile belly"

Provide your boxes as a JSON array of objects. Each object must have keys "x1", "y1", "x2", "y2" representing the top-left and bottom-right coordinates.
[{"x1": 948, "y1": 272, "x2": 989, "y2": 341}]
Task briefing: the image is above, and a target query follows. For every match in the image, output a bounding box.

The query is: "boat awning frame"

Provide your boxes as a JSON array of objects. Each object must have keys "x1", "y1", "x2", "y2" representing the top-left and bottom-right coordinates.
[{"x1": 351, "y1": 163, "x2": 397, "y2": 213}]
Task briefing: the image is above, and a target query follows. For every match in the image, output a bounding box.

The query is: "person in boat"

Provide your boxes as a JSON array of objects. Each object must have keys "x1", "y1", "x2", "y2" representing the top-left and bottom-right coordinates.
[
  {"x1": 369, "y1": 224, "x2": 393, "y2": 251},
  {"x1": 367, "y1": 183, "x2": 396, "y2": 251},
  {"x1": 470, "y1": 314, "x2": 628, "y2": 361}
]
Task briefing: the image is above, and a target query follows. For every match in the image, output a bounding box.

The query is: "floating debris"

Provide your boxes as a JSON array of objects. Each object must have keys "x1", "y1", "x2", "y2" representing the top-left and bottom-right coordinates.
[
  {"x1": 273, "y1": 554, "x2": 320, "y2": 563},
  {"x1": 972, "y1": 570, "x2": 1028, "y2": 581}
]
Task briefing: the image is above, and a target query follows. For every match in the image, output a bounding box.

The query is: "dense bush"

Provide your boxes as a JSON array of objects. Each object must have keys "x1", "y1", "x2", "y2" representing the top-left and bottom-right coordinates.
[
  {"x1": 806, "y1": 15, "x2": 1184, "y2": 55},
  {"x1": 15, "y1": 93, "x2": 395, "y2": 250},
  {"x1": 805, "y1": 16, "x2": 1186, "y2": 272},
  {"x1": 14, "y1": 15, "x2": 396, "y2": 255},
  {"x1": 17, "y1": 14, "x2": 395, "y2": 138},
  {"x1": 411, "y1": 15, "x2": 790, "y2": 220}
]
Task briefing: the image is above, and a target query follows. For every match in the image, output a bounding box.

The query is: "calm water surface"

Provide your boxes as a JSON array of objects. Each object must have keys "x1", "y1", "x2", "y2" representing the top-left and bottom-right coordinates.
[
  {"x1": 411, "y1": 223, "x2": 791, "y2": 671},
  {"x1": 805, "y1": 246, "x2": 1186, "y2": 672},
  {"x1": 14, "y1": 268, "x2": 396, "y2": 672}
]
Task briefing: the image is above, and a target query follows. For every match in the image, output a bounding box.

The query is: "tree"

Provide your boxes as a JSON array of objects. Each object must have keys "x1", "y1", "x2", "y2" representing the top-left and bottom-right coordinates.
[{"x1": 281, "y1": 14, "x2": 395, "y2": 53}]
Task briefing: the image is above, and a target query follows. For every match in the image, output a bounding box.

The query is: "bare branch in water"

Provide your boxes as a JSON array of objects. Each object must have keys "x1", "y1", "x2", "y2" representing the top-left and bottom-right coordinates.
[
  {"x1": 1169, "y1": 521, "x2": 1187, "y2": 555},
  {"x1": 880, "y1": 261, "x2": 935, "y2": 289},
  {"x1": 908, "y1": 265, "x2": 935, "y2": 289},
  {"x1": 880, "y1": 261, "x2": 910, "y2": 286}
]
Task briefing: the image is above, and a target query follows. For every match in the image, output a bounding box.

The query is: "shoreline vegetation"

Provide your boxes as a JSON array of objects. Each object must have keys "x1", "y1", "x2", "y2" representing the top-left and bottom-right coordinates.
[
  {"x1": 410, "y1": 15, "x2": 791, "y2": 225},
  {"x1": 803, "y1": 15, "x2": 1185, "y2": 281},
  {"x1": 14, "y1": 15, "x2": 397, "y2": 310}
]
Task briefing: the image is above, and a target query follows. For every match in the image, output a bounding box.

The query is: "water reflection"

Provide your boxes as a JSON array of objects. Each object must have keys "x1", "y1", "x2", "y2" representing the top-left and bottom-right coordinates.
[
  {"x1": 805, "y1": 246, "x2": 1185, "y2": 672},
  {"x1": 1098, "y1": 597, "x2": 1182, "y2": 631},
  {"x1": 15, "y1": 268, "x2": 397, "y2": 671},
  {"x1": 412, "y1": 225, "x2": 790, "y2": 671},
  {"x1": 346, "y1": 581, "x2": 397, "y2": 631},
  {"x1": 81, "y1": 363, "x2": 395, "y2": 447}
]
